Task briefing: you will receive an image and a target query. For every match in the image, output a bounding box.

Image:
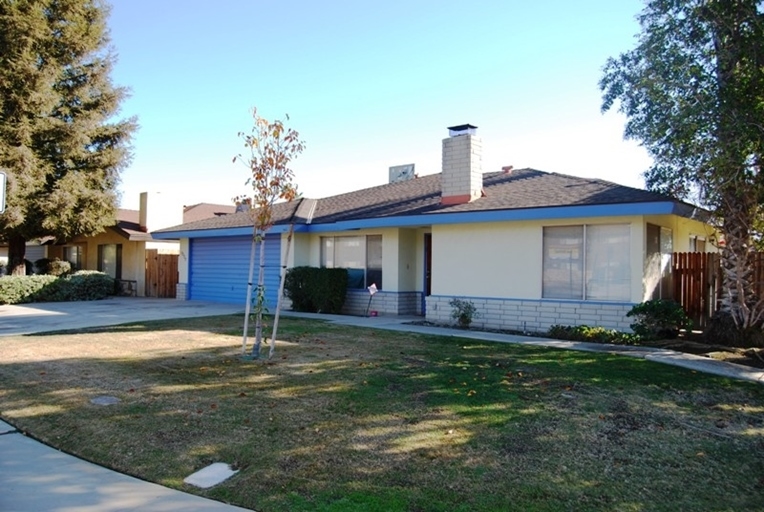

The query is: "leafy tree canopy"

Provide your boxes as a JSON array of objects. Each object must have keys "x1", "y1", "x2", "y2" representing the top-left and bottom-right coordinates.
[
  {"x1": 601, "y1": 0, "x2": 764, "y2": 205},
  {"x1": 0, "y1": 0, "x2": 136, "y2": 274},
  {"x1": 601, "y1": 0, "x2": 764, "y2": 330}
]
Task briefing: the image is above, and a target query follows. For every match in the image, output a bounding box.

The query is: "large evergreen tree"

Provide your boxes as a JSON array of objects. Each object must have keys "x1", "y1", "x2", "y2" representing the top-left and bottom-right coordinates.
[
  {"x1": 0, "y1": 0, "x2": 135, "y2": 275},
  {"x1": 601, "y1": 0, "x2": 764, "y2": 337}
]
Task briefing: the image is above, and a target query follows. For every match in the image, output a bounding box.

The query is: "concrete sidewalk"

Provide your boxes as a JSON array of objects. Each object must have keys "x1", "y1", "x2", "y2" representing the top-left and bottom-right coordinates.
[
  {"x1": 1, "y1": 301, "x2": 763, "y2": 511},
  {"x1": 0, "y1": 419, "x2": 249, "y2": 512},
  {"x1": 0, "y1": 297, "x2": 243, "y2": 336}
]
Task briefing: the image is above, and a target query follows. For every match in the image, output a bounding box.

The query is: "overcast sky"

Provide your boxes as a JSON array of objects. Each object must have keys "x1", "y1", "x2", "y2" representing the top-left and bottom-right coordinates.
[{"x1": 108, "y1": 0, "x2": 652, "y2": 209}]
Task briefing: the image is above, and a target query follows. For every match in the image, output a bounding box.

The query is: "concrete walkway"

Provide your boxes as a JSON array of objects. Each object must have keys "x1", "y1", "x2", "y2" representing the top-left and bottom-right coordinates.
[
  {"x1": 1, "y1": 299, "x2": 762, "y2": 511},
  {"x1": 0, "y1": 297, "x2": 243, "y2": 336},
  {"x1": 0, "y1": 420, "x2": 249, "y2": 512}
]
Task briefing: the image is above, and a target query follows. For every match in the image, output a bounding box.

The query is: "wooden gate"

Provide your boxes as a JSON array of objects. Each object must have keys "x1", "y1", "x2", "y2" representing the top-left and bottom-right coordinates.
[
  {"x1": 672, "y1": 252, "x2": 764, "y2": 327},
  {"x1": 145, "y1": 249, "x2": 178, "y2": 298},
  {"x1": 672, "y1": 252, "x2": 720, "y2": 328}
]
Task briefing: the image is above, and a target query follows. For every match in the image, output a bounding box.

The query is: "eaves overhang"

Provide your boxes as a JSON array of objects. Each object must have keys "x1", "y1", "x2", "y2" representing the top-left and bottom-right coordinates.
[
  {"x1": 151, "y1": 201, "x2": 699, "y2": 239},
  {"x1": 151, "y1": 223, "x2": 307, "y2": 240},
  {"x1": 305, "y1": 201, "x2": 689, "y2": 233}
]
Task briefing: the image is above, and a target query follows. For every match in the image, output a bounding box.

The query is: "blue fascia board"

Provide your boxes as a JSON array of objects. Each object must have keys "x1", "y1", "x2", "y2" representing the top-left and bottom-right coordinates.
[
  {"x1": 152, "y1": 201, "x2": 685, "y2": 239},
  {"x1": 151, "y1": 223, "x2": 303, "y2": 240},
  {"x1": 306, "y1": 201, "x2": 680, "y2": 233}
]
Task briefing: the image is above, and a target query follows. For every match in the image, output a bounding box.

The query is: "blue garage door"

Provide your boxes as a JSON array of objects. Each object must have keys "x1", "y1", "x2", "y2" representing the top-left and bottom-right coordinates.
[{"x1": 189, "y1": 235, "x2": 282, "y2": 308}]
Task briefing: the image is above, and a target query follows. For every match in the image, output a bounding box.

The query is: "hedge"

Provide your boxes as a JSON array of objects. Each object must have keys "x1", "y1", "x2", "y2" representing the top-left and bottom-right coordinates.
[
  {"x1": 284, "y1": 266, "x2": 348, "y2": 314},
  {"x1": 0, "y1": 271, "x2": 116, "y2": 305}
]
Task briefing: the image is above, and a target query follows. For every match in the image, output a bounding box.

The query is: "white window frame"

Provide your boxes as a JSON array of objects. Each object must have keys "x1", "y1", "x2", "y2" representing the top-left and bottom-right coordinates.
[
  {"x1": 542, "y1": 224, "x2": 631, "y2": 302},
  {"x1": 321, "y1": 235, "x2": 382, "y2": 290}
]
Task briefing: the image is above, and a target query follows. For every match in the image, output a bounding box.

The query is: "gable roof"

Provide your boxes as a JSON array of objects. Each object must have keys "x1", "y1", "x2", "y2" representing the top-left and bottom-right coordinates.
[
  {"x1": 111, "y1": 209, "x2": 153, "y2": 241},
  {"x1": 183, "y1": 203, "x2": 236, "y2": 223},
  {"x1": 153, "y1": 168, "x2": 703, "y2": 237}
]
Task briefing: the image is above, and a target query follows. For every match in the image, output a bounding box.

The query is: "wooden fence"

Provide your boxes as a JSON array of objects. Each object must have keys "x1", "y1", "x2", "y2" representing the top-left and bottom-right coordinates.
[
  {"x1": 671, "y1": 252, "x2": 764, "y2": 327},
  {"x1": 145, "y1": 249, "x2": 178, "y2": 298}
]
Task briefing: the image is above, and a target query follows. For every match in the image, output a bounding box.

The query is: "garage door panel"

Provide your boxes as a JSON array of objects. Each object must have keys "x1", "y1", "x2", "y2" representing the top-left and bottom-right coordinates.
[{"x1": 189, "y1": 235, "x2": 281, "y2": 306}]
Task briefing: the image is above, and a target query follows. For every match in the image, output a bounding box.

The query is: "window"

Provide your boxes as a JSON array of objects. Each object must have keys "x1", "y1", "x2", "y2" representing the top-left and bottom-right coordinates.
[
  {"x1": 542, "y1": 224, "x2": 630, "y2": 301},
  {"x1": 689, "y1": 236, "x2": 706, "y2": 252},
  {"x1": 97, "y1": 244, "x2": 122, "y2": 279},
  {"x1": 321, "y1": 235, "x2": 382, "y2": 289},
  {"x1": 63, "y1": 245, "x2": 83, "y2": 270}
]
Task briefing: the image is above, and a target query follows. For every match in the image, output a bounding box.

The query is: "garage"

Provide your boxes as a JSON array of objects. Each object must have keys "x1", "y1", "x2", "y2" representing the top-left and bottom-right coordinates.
[{"x1": 188, "y1": 235, "x2": 282, "y2": 308}]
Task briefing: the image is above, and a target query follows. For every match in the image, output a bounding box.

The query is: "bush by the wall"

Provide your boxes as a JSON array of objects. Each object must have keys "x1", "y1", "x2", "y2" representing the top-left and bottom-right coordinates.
[
  {"x1": 449, "y1": 298, "x2": 478, "y2": 328},
  {"x1": 34, "y1": 258, "x2": 72, "y2": 276},
  {"x1": 65, "y1": 271, "x2": 116, "y2": 300},
  {"x1": 547, "y1": 324, "x2": 639, "y2": 345},
  {"x1": 284, "y1": 266, "x2": 348, "y2": 314},
  {"x1": 0, "y1": 271, "x2": 115, "y2": 304},
  {"x1": 626, "y1": 299, "x2": 691, "y2": 340}
]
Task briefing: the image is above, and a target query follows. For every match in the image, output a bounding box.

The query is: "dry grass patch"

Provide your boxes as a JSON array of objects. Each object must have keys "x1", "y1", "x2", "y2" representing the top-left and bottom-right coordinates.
[{"x1": 1, "y1": 315, "x2": 763, "y2": 511}]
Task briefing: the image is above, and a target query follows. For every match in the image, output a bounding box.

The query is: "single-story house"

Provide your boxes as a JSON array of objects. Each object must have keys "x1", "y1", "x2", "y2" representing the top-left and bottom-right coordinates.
[
  {"x1": 153, "y1": 124, "x2": 717, "y2": 332},
  {"x1": 46, "y1": 193, "x2": 182, "y2": 296}
]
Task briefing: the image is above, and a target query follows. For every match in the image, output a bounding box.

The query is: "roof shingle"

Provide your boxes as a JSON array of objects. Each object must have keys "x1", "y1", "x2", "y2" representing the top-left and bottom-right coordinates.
[{"x1": 153, "y1": 168, "x2": 690, "y2": 234}]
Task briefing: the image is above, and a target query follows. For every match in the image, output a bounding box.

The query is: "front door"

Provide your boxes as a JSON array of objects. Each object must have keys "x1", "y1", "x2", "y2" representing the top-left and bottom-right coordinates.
[{"x1": 423, "y1": 233, "x2": 432, "y2": 314}]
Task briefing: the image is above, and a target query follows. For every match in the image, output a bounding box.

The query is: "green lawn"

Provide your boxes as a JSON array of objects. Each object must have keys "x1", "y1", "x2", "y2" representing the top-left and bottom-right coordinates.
[{"x1": 1, "y1": 315, "x2": 763, "y2": 511}]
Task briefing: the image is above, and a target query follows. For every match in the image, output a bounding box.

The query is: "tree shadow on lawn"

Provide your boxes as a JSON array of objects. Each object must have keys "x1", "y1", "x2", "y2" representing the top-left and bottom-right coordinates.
[
  {"x1": 24, "y1": 314, "x2": 255, "y2": 337},
  {"x1": 2, "y1": 323, "x2": 764, "y2": 512}
]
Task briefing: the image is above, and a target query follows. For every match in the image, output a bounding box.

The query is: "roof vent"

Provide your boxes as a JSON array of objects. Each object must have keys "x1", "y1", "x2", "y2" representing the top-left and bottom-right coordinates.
[{"x1": 447, "y1": 124, "x2": 477, "y2": 137}]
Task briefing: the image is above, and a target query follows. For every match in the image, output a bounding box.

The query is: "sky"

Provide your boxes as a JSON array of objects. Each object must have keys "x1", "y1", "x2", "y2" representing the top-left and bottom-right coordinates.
[{"x1": 107, "y1": 0, "x2": 652, "y2": 210}]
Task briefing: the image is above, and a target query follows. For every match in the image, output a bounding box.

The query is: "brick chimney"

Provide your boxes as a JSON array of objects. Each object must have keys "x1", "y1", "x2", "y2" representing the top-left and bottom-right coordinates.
[
  {"x1": 139, "y1": 191, "x2": 183, "y2": 232},
  {"x1": 441, "y1": 124, "x2": 483, "y2": 205}
]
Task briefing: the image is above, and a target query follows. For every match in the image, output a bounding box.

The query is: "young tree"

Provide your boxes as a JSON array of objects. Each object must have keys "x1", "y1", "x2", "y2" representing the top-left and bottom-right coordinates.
[
  {"x1": 234, "y1": 108, "x2": 304, "y2": 358},
  {"x1": 0, "y1": 0, "x2": 136, "y2": 275},
  {"x1": 601, "y1": 0, "x2": 764, "y2": 335}
]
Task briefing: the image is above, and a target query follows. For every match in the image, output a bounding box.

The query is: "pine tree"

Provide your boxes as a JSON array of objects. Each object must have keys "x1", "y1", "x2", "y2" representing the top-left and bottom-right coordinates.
[{"x1": 0, "y1": 0, "x2": 136, "y2": 275}]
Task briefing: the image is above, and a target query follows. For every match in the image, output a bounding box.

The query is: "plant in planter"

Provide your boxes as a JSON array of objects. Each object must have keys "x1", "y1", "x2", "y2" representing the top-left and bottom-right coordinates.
[{"x1": 450, "y1": 298, "x2": 479, "y2": 328}]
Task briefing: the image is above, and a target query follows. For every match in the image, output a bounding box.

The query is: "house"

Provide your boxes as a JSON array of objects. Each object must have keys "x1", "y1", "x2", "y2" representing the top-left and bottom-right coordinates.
[
  {"x1": 1, "y1": 193, "x2": 237, "y2": 289},
  {"x1": 0, "y1": 240, "x2": 50, "y2": 273},
  {"x1": 45, "y1": 193, "x2": 181, "y2": 296},
  {"x1": 183, "y1": 203, "x2": 236, "y2": 223},
  {"x1": 152, "y1": 124, "x2": 717, "y2": 332}
]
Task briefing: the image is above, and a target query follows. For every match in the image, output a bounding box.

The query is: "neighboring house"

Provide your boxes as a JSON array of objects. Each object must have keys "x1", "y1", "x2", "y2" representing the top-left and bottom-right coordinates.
[
  {"x1": 1, "y1": 195, "x2": 236, "y2": 286},
  {"x1": 153, "y1": 124, "x2": 717, "y2": 332},
  {"x1": 0, "y1": 240, "x2": 49, "y2": 272},
  {"x1": 46, "y1": 201, "x2": 179, "y2": 296},
  {"x1": 183, "y1": 203, "x2": 236, "y2": 223}
]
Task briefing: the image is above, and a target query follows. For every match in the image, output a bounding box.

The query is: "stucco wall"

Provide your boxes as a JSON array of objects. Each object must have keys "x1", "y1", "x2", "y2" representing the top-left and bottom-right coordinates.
[
  {"x1": 430, "y1": 217, "x2": 649, "y2": 304},
  {"x1": 49, "y1": 229, "x2": 147, "y2": 295},
  {"x1": 643, "y1": 214, "x2": 719, "y2": 253}
]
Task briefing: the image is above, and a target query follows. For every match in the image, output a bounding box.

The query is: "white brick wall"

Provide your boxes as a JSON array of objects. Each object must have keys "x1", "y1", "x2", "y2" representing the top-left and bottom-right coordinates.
[
  {"x1": 341, "y1": 290, "x2": 422, "y2": 316},
  {"x1": 425, "y1": 296, "x2": 632, "y2": 332},
  {"x1": 176, "y1": 283, "x2": 188, "y2": 300}
]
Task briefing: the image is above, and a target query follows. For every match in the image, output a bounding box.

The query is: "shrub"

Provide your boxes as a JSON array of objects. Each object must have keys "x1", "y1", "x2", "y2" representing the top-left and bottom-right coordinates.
[
  {"x1": 547, "y1": 324, "x2": 639, "y2": 345},
  {"x1": 626, "y1": 299, "x2": 691, "y2": 340},
  {"x1": 0, "y1": 271, "x2": 115, "y2": 304},
  {"x1": 284, "y1": 266, "x2": 348, "y2": 314},
  {"x1": 34, "y1": 258, "x2": 72, "y2": 276},
  {"x1": 65, "y1": 271, "x2": 116, "y2": 301},
  {"x1": 0, "y1": 275, "x2": 59, "y2": 304},
  {"x1": 449, "y1": 298, "x2": 478, "y2": 328}
]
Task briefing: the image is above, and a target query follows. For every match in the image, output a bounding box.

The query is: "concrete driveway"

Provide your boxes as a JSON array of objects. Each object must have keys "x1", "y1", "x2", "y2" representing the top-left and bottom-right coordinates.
[{"x1": 0, "y1": 297, "x2": 244, "y2": 336}]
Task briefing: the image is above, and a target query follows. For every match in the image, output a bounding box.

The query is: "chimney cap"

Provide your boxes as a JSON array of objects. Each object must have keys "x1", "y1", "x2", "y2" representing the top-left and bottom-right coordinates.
[{"x1": 447, "y1": 124, "x2": 478, "y2": 137}]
